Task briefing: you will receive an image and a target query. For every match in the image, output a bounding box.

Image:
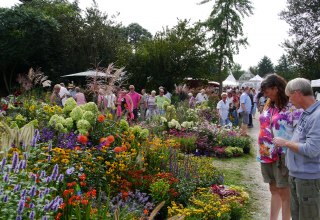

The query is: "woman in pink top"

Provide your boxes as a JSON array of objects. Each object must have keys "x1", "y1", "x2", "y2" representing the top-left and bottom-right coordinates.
[
  {"x1": 75, "y1": 87, "x2": 86, "y2": 105},
  {"x1": 116, "y1": 89, "x2": 134, "y2": 121}
]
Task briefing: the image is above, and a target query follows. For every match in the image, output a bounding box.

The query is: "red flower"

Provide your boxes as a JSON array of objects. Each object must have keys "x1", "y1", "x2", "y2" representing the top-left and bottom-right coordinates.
[
  {"x1": 77, "y1": 135, "x2": 88, "y2": 144},
  {"x1": 81, "y1": 199, "x2": 89, "y2": 205},
  {"x1": 80, "y1": 181, "x2": 86, "y2": 187},
  {"x1": 59, "y1": 203, "x2": 66, "y2": 209},
  {"x1": 143, "y1": 209, "x2": 149, "y2": 215},
  {"x1": 97, "y1": 114, "x2": 106, "y2": 122},
  {"x1": 55, "y1": 212, "x2": 63, "y2": 220},
  {"x1": 114, "y1": 146, "x2": 122, "y2": 153},
  {"x1": 79, "y1": 173, "x2": 86, "y2": 181},
  {"x1": 2, "y1": 104, "x2": 8, "y2": 111},
  {"x1": 67, "y1": 182, "x2": 76, "y2": 188},
  {"x1": 107, "y1": 135, "x2": 115, "y2": 143}
]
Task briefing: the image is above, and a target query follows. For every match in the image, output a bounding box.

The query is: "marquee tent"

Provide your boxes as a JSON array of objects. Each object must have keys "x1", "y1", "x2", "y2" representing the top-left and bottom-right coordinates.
[
  {"x1": 222, "y1": 73, "x2": 238, "y2": 86},
  {"x1": 249, "y1": 75, "x2": 263, "y2": 82},
  {"x1": 311, "y1": 79, "x2": 320, "y2": 87},
  {"x1": 61, "y1": 70, "x2": 107, "y2": 77}
]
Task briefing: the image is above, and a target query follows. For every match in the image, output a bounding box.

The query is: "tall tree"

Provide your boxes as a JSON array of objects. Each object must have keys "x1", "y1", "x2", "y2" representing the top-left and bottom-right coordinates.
[
  {"x1": 125, "y1": 23, "x2": 152, "y2": 49},
  {"x1": 201, "y1": 0, "x2": 253, "y2": 92},
  {"x1": 257, "y1": 56, "x2": 274, "y2": 77},
  {"x1": 280, "y1": 0, "x2": 320, "y2": 79},
  {"x1": 275, "y1": 54, "x2": 299, "y2": 80}
]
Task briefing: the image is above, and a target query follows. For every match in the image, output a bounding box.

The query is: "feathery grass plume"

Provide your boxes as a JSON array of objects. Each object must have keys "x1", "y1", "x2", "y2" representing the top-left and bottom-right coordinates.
[
  {"x1": 16, "y1": 68, "x2": 51, "y2": 91},
  {"x1": 86, "y1": 63, "x2": 129, "y2": 95}
]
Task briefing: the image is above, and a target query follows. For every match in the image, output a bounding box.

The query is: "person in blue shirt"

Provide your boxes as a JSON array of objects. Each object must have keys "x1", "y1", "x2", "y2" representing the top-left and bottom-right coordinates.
[{"x1": 237, "y1": 86, "x2": 252, "y2": 135}]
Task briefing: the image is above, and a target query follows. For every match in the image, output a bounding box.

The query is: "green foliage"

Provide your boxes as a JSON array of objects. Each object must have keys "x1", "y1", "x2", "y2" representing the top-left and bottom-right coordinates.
[
  {"x1": 257, "y1": 56, "x2": 274, "y2": 77},
  {"x1": 174, "y1": 136, "x2": 197, "y2": 154},
  {"x1": 201, "y1": 0, "x2": 253, "y2": 91},
  {"x1": 280, "y1": 0, "x2": 320, "y2": 80},
  {"x1": 275, "y1": 54, "x2": 300, "y2": 80},
  {"x1": 225, "y1": 146, "x2": 243, "y2": 157},
  {"x1": 150, "y1": 179, "x2": 171, "y2": 204}
]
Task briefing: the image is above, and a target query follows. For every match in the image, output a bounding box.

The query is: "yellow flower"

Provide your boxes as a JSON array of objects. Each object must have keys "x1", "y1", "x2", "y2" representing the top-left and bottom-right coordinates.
[
  {"x1": 29, "y1": 105, "x2": 36, "y2": 111},
  {"x1": 61, "y1": 159, "x2": 70, "y2": 164}
]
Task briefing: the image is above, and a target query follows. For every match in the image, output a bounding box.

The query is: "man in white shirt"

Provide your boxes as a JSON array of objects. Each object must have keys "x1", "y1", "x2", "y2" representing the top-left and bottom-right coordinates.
[{"x1": 195, "y1": 89, "x2": 208, "y2": 105}]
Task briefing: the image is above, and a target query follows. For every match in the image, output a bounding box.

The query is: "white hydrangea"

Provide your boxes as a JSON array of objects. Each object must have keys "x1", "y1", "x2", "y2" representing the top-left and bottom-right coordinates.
[
  {"x1": 181, "y1": 121, "x2": 194, "y2": 129},
  {"x1": 168, "y1": 119, "x2": 181, "y2": 130},
  {"x1": 160, "y1": 117, "x2": 167, "y2": 123}
]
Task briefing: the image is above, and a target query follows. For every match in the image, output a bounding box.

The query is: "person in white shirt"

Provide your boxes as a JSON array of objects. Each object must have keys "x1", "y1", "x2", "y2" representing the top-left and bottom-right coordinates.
[
  {"x1": 105, "y1": 90, "x2": 116, "y2": 116},
  {"x1": 59, "y1": 83, "x2": 70, "y2": 106},
  {"x1": 217, "y1": 92, "x2": 230, "y2": 126},
  {"x1": 195, "y1": 89, "x2": 208, "y2": 105}
]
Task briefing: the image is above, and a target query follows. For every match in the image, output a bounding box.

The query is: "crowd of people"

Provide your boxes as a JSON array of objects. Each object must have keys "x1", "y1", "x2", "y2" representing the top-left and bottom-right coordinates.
[{"x1": 50, "y1": 83, "x2": 172, "y2": 123}]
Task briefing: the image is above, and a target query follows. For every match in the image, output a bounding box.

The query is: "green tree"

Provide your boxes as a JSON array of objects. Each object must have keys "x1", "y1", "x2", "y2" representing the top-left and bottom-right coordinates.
[
  {"x1": 257, "y1": 56, "x2": 274, "y2": 77},
  {"x1": 248, "y1": 66, "x2": 258, "y2": 76},
  {"x1": 230, "y1": 63, "x2": 245, "y2": 80},
  {"x1": 125, "y1": 23, "x2": 152, "y2": 49},
  {"x1": 119, "y1": 20, "x2": 209, "y2": 91},
  {"x1": 201, "y1": 0, "x2": 253, "y2": 92},
  {"x1": 275, "y1": 54, "x2": 299, "y2": 80},
  {"x1": 280, "y1": 0, "x2": 320, "y2": 79},
  {"x1": 0, "y1": 6, "x2": 59, "y2": 93}
]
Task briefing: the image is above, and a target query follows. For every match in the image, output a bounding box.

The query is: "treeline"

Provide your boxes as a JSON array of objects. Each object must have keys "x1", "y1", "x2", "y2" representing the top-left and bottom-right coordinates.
[{"x1": 1, "y1": 0, "x2": 319, "y2": 95}]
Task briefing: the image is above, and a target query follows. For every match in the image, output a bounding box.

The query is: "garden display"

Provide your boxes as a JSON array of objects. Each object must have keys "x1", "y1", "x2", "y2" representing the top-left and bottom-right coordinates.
[{"x1": 0, "y1": 92, "x2": 251, "y2": 220}]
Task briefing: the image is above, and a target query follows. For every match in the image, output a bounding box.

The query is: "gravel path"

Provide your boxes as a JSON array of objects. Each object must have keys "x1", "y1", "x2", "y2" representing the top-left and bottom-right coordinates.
[{"x1": 246, "y1": 117, "x2": 270, "y2": 219}]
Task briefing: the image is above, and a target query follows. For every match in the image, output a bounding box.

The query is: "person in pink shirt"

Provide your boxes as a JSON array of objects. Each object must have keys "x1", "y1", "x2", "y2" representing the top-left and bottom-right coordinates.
[
  {"x1": 128, "y1": 85, "x2": 141, "y2": 122},
  {"x1": 75, "y1": 87, "x2": 86, "y2": 105},
  {"x1": 117, "y1": 89, "x2": 134, "y2": 122}
]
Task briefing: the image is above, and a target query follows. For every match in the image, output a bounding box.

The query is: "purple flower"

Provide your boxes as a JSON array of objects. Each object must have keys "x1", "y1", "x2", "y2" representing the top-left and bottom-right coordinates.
[
  {"x1": 20, "y1": 189, "x2": 27, "y2": 197},
  {"x1": 66, "y1": 167, "x2": 75, "y2": 175},
  {"x1": 29, "y1": 211, "x2": 35, "y2": 220},
  {"x1": 13, "y1": 184, "x2": 21, "y2": 192},
  {"x1": 45, "y1": 176, "x2": 52, "y2": 183},
  {"x1": 11, "y1": 152, "x2": 19, "y2": 170},
  {"x1": 29, "y1": 203, "x2": 35, "y2": 209},
  {"x1": 30, "y1": 173, "x2": 37, "y2": 182},
  {"x1": 29, "y1": 186, "x2": 37, "y2": 197},
  {"x1": 3, "y1": 173, "x2": 9, "y2": 182},
  {"x1": 23, "y1": 152, "x2": 28, "y2": 160},
  {"x1": 40, "y1": 171, "x2": 46, "y2": 179},
  {"x1": 1, "y1": 157, "x2": 6, "y2": 169},
  {"x1": 44, "y1": 188, "x2": 50, "y2": 195},
  {"x1": 16, "y1": 216, "x2": 22, "y2": 220},
  {"x1": 42, "y1": 216, "x2": 48, "y2": 220},
  {"x1": 40, "y1": 128, "x2": 54, "y2": 142},
  {"x1": 57, "y1": 174, "x2": 64, "y2": 182},
  {"x1": 47, "y1": 155, "x2": 51, "y2": 162},
  {"x1": 3, "y1": 195, "x2": 8, "y2": 202},
  {"x1": 18, "y1": 160, "x2": 25, "y2": 170},
  {"x1": 17, "y1": 199, "x2": 25, "y2": 214},
  {"x1": 50, "y1": 164, "x2": 59, "y2": 180}
]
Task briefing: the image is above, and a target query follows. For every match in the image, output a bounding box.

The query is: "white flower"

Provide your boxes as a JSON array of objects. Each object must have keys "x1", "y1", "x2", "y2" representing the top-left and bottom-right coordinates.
[{"x1": 160, "y1": 117, "x2": 167, "y2": 123}]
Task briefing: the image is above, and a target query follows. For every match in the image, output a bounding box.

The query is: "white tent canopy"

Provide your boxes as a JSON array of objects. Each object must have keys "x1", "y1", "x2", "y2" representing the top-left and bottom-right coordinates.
[
  {"x1": 61, "y1": 70, "x2": 106, "y2": 77},
  {"x1": 223, "y1": 73, "x2": 238, "y2": 86},
  {"x1": 249, "y1": 75, "x2": 263, "y2": 82},
  {"x1": 311, "y1": 79, "x2": 320, "y2": 87}
]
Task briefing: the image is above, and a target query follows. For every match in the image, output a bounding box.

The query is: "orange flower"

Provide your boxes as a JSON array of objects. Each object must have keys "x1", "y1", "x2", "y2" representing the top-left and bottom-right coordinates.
[
  {"x1": 100, "y1": 137, "x2": 107, "y2": 143},
  {"x1": 59, "y1": 203, "x2": 66, "y2": 209},
  {"x1": 80, "y1": 181, "x2": 86, "y2": 187},
  {"x1": 81, "y1": 199, "x2": 89, "y2": 205},
  {"x1": 107, "y1": 135, "x2": 115, "y2": 143},
  {"x1": 79, "y1": 173, "x2": 86, "y2": 181},
  {"x1": 75, "y1": 146, "x2": 81, "y2": 151},
  {"x1": 143, "y1": 209, "x2": 149, "y2": 215},
  {"x1": 114, "y1": 146, "x2": 122, "y2": 153},
  {"x1": 77, "y1": 135, "x2": 88, "y2": 144},
  {"x1": 121, "y1": 145, "x2": 127, "y2": 152},
  {"x1": 97, "y1": 114, "x2": 105, "y2": 122}
]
